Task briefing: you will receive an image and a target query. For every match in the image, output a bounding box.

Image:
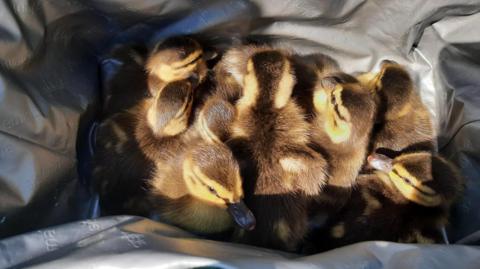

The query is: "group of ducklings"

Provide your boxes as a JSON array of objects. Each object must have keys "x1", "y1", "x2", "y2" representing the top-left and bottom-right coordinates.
[{"x1": 93, "y1": 36, "x2": 463, "y2": 253}]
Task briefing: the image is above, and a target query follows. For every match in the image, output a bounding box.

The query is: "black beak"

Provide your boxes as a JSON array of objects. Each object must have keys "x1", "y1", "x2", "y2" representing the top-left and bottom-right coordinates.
[{"x1": 227, "y1": 201, "x2": 256, "y2": 231}]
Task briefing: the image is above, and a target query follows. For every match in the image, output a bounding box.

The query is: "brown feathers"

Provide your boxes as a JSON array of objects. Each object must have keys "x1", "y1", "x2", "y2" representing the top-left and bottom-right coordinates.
[
  {"x1": 94, "y1": 37, "x2": 254, "y2": 235},
  {"x1": 359, "y1": 61, "x2": 435, "y2": 157},
  {"x1": 308, "y1": 152, "x2": 463, "y2": 252},
  {"x1": 95, "y1": 37, "x2": 464, "y2": 253},
  {"x1": 225, "y1": 49, "x2": 328, "y2": 251}
]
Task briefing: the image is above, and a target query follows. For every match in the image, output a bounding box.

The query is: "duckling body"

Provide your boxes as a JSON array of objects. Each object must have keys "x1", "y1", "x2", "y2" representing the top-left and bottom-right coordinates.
[
  {"x1": 229, "y1": 50, "x2": 328, "y2": 251},
  {"x1": 309, "y1": 152, "x2": 463, "y2": 251},
  {"x1": 307, "y1": 73, "x2": 377, "y2": 214},
  {"x1": 95, "y1": 75, "x2": 255, "y2": 234},
  {"x1": 358, "y1": 61, "x2": 434, "y2": 157}
]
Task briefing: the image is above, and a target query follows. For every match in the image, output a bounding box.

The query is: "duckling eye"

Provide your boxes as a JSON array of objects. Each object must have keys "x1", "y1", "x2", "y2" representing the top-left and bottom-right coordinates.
[{"x1": 208, "y1": 186, "x2": 216, "y2": 194}]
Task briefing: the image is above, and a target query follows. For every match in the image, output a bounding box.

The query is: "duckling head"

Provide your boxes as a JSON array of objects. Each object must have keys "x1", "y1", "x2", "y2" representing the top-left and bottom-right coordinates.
[
  {"x1": 146, "y1": 36, "x2": 208, "y2": 88},
  {"x1": 146, "y1": 79, "x2": 193, "y2": 137},
  {"x1": 357, "y1": 60, "x2": 414, "y2": 120},
  {"x1": 368, "y1": 152, "x2": 462, "y2": 207},
  {"x1": 239, "y1": 50, "x2": 295, "y2": 111},
  {"x1": 183, "y1": 143, "x2": 256, "y2": 231},
  {"x1": 313, "y1": 73, "x2": 376, "y2": 144}
]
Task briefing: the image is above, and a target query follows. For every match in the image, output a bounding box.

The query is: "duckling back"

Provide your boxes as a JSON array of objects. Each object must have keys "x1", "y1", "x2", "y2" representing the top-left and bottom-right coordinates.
[
  {"x1": 230, "y1": 50, "x2": 328, "y2": 251},
  {"x1": 360, "y1": 61, "x2": 435, "y2": 157}
]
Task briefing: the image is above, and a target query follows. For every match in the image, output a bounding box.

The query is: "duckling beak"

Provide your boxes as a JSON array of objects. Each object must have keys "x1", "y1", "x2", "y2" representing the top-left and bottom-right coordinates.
[
  {"x1": 368, "y1": 153, "x2": 393, "y2": 173},
  {"x1": 227, "y1": 201, "x2": 256, "y2": 231}
]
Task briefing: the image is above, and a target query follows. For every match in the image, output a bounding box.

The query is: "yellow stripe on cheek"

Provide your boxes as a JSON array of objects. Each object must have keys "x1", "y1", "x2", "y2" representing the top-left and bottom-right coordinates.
[
  {"x1": 183, "y1": 158, "x2": 226, "y2": 206},
  {"x1": 192, "y1": 165, "x2": 235, "y2": 203},
  {"x1": 393, "y1": 164, "x2": 436, "y2": 195},
  {"x1": 324, "y1": 111, "x2": 351, "y2": 144},
  {"x1": 388, "y1": 171, "x2": 441, "y2": 207}
]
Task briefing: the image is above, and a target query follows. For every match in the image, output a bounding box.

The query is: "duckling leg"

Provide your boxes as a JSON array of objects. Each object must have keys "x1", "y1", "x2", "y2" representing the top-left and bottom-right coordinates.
[
  {"x1": 146, "y1": 80, "x2": 194, "y2": 137},
  {"x1": 279, "y1": 147, "x2": 328, "y2": 196}
]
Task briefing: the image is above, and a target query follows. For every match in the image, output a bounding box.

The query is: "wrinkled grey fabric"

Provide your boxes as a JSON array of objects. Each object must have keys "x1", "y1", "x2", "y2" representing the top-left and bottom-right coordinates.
[{"x1": 1, "y1": 0, "x2": 480, "y2": 268}]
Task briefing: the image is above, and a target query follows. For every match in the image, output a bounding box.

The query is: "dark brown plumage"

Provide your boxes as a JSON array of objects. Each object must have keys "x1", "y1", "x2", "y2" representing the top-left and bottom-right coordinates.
[
  {"x1": 95, "y1": 85, "x2": 255, "y2": 234},
  {"x1": 358, "y1": 61, "x2": 435, "y2": 158},
  {"x1": 101, "y1": 44, "x2": 149, "y2": 116},
  {"x1": 304, "y1": 71, "x2": 377, "y2": 217},
  {"x1": 228, "y1": 50, "x2": 328, "y2": 251},
  {"x1": 212, "y1": 44, "x2": 274, "y2": 104},
  {"x1": 307, "y1": 152, "x2": 463, "y2": 252}
]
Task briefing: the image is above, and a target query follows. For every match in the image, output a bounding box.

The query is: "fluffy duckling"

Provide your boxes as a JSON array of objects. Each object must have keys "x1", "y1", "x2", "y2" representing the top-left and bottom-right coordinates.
[
  {"x1": 308, "y1": 151, "x2": 463, "y2": 251},
  {"x1": 308, "y1": 73, "x2": 377, "y2": 213},
  {"x1": 95, "y1": 79, "x2": 256, "y2": 234},
  {"x1": 146, "y1": 36, "x2": 209, "y2": 96},
  {"x1": 101, "y1": 36, "x2": 210, "y2": 116},
  {"x1": 230, "y1": 50, "x2": 328, "y2": 251},
  {"x1": 357, "y1": 61, "x2": 435, "y2": 157},
  {"x1": 143, "y1": 96, "x2": 255, "y2": 234}
]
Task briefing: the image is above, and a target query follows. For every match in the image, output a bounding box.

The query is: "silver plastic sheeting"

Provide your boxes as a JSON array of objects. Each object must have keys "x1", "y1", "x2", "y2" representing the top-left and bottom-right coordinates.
[{"x1": 0, "y1": 0, "x2": 480, "y2": 268}]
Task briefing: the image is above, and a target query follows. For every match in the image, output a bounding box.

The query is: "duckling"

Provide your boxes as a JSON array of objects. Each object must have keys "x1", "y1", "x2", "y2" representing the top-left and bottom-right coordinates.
[
  {"x1": 146, "y1": 36, "x2": 209, "y2": 96},
  {"x1": 229, "y1": 50, "x2": 328, "y2": 251},
  {"x1": 308, "y1": 151, "x2": 463, "y2": 252},
  {"x1": 95, "y1": 78, "x2": 256, "y2": 234},
  {"x1": 141, "y1": 96, "x2": 255, "y2": 234},
  {"x1": 357, "y1": 60, "x2": 435, "y2": 158},
  {"x1": 308, "y1": 73, "x2": 377, "y2": 212},
  {"x1": 101, "y1": 36, "x2": 210, "y2": 117}
]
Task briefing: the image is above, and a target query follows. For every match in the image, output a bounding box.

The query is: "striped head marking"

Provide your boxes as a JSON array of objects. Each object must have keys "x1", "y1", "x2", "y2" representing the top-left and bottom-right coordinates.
[
  {"x1": 238, "y1": 50, "x2": 295, "y2": 111},
  {"x1": 369, "y1": 152, "x2": 442, "y2": 207},
  {"x1": 315, "y1": 74, "x2": 375, "y2": 144},
  {"x1": 147, "y1": 36, "x2": 207, "y2": 85},
  {"x1": 183, "y1": 144, "x2": 256, "y2": 230},
  {"x1": 183, "y1": 144, "x2": 243, "y2": 207}
]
